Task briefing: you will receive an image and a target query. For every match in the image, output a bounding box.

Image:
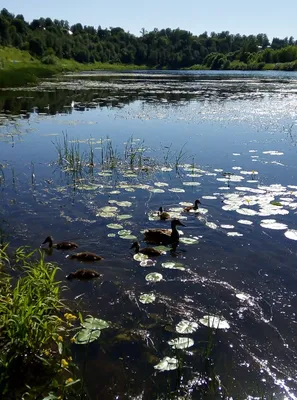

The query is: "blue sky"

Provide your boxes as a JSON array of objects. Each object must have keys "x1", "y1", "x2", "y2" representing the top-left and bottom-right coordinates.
[{"x1": 4, "y1": 0, "x2": 297, "y2": 39}]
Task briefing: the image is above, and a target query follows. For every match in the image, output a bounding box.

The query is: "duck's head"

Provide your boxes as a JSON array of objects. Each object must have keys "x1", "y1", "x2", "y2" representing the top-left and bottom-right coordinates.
[
  {"x1": 194, "y1": 199, "x2": 201, "y2": 206},
  {"x1": 171, "y1": 219, "x2": 185, "y2": 228},
  {"x1": 41, "y1": 236, "x2": 53, "y2": 247},
  {"x1": 158, "y1": 207, "x2": 163, "y2": 213},
  {"x1": 66, "y1": 272, "x2": 75, "y2": 280},
  {"x1": 130, "y1": 241, "x2": 140, "y2": 250}
]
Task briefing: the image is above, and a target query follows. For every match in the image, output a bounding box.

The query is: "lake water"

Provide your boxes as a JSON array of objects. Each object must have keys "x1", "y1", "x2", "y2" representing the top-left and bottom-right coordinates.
[{"x1": 1, "y1": 70, "x2": 297, "y2": 399}]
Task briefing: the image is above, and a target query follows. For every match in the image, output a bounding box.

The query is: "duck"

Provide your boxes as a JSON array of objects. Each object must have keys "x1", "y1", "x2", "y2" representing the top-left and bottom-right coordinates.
[
  {"x1": 66, "y1": 269, "x2": 101, "y2": 280},
  {"x1": 143, "y1": 219, "x2": 185, "y2": 244},
  {"x1": 66, "y1": 252, "x2": 103, "y2": 261},
  {"x1": 183, "y1": 199, "x2": 201, "y2": 212},
  {"x1": 158, "y1": 207, "x2": 170, "y2": 220},
  {"x1": 41, "y1": 236, "x2": 78, "y2": 250},
  {"x1": 130, "y1": 241, "x2": 163, "y2": 257}
]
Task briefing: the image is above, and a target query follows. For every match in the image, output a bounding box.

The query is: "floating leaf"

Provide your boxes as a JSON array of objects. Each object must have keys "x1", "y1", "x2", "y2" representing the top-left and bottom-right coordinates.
[
  {"x1": 119, "y1": 234, "x2": 137, "y2": 240},
  {"x1": 107, "y1": 233, "x2": 116, "y2": 238},
  {"x1": 154, "y1": 357, "x2": 179, "y2": 371},
  {"x1": 227, "y1": 232, "x2": 243, "y2": 237},
  {"x1": 148, "y1": 188, "x2": 165, "y2": 193},
  {"x1": 139, "y1": 293, "x2": 156, "y2": 304},
  {"x1": 176, "y1": 320, "x2": 198, "y2": 334},
  {"x1": 236, "y1": 208, "x2": 258, "y2": 216},
  {"x1": 260, "y1": 221, "x2": 288, "y2": 230},
  {"x1": 115, "y1": 201, "x2": 132, "y2": 207},
  {"x1": 82, "y1": 317, "x2": 110, "y2": 330},
  {"x1": 134, "y1": 253, "x2": 148, "y2": 261},
  {"x1": 199, "y1": 315, "x2": 230, "y2": 330},
  {"x1": 107, "y1": 223, "x2": 123, "y2": 229},
  {"x1": 168, "y1": 188, "x2": 186, "y2": 193},
  {"x1": 162, "y1": 262, "x2": 185, "y2": 271},
  {"x1": 168, "y1": 337, "x2": 194, "y2": 349},
  {"x1": 117, "y1": 214, "x2": 132, "y2": 220},
  {"x1": 179, "y1": 237, "x2": 198, "y2": 245},
  {"x1": 118, "y1": 229, "x2": 132, "y2": 236},
  {"x1": 154, "y1": 182, "x2": 169, "y2": 187},
  {"x1": 205, "y1": 221, "x2": 218, "y2": 230},
  {"x1": 221, "y1": 224, "x2": 235, "y2": 229},
  {"x1": 140, "y1": 259, "x2": 155, "y2": 267},
  {"x1": 284, "y1": 229, "x2": 297, "y2": 240},
  {"x1": 145, "y1": 272, "x2": 163, "y2": 282},
  {"x1": 238, "y1": 219, "x2": 253, "y2": 225},
  {"x1": 202, "y1": 196, "x2": 217, "y2": 200},
  {"x1": 182, "y1": 182, "x2": 201, "y2": 186},
  {"x1": 74, "y1": 329, "x2": 101, "y2": 344}
]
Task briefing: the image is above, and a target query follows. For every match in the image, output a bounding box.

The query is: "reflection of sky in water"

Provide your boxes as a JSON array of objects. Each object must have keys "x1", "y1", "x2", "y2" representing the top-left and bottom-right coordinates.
[{"x1": 1, "y1": 72, "x2": 297, "y2": 398}]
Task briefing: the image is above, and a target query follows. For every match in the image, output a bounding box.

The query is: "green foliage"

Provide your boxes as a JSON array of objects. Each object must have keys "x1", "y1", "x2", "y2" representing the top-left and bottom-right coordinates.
[{"x1": 0, "y1": 246, "x2": 80, "y2": 398}]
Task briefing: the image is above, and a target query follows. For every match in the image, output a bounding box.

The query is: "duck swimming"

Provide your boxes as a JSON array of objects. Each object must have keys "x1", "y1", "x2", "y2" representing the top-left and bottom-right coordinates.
[
  {"x1": 158, "y1": 207, "x2": 170, "y2": 221},
  {"x1": 41, "y1": 236, "x2": 78, "y2": 250},
  {"x1": 130, "y1": 241, "x2": 163, "y2": 256},
  {"x1": 66, "y1": 269, "x2": 101, "y2": 280},
  {"x1": 184, "y1": 199, "x2": 201, "y2": 212},
  {"x1": 66, "y1": 252, "x2": 103, "y2": 261},
  {"x1": 143, "y1": 219, "x2": 185, "y2": 244}
]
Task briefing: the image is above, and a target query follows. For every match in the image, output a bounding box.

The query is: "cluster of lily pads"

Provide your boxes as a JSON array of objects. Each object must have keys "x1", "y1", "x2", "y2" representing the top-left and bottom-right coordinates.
[{"x1": 154, "y1": 316, "x2": 230, "y2": 372}]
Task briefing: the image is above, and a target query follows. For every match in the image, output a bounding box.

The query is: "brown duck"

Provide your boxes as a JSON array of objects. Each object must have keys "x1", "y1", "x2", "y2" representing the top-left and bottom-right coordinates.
[
  {"x1": 130, "y1": 241, "x2": 163, "y2": 257},
  {"x1": 143, "y1": 219, "x2": 185, "y2": 244},
  {"x1": 183, "y1": 199, "x2": 201, "y2": 212},
  {"x1": 42, "y1": 236, "x2": 78, "y2": 250},
  {"x1": 66, "y1": 252, "x2": 103, "y2": 261},
  {"x1": 66, "y1": 269, "x2": 101, "y2": 280},
  {"x1": 158, "y1": 207, "x2": 170, "y2": 220}
]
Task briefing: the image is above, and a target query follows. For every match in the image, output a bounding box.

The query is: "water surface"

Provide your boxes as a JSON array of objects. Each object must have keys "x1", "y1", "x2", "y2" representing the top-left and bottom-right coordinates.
[{"x1": 1, "y1": 70, "x2": 297, "y2": 399}]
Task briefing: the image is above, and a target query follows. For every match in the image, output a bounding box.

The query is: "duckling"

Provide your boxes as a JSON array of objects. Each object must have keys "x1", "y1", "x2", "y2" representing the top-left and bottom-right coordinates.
[
  {"x1": 143, "y1": 219, "x2": 185, "y2": 244},
  {"x1": 183, "y1": 199, "x2": 201, "y2": 212},
  {"x1": 66, "y1": 252, "x2": 103, "y2": 261},
  {"x1": 130, "y1": 241, "x2": 163, "y2": 257},
  {"x1": 158, "y1": 207, "x2": 170, "y2": 221},
  {"x1": 41, "y1": 236, "x2": 78, "y2": 250},
  {"x1": 66, "y1": 269, "x2": 101, "y2": 280}
]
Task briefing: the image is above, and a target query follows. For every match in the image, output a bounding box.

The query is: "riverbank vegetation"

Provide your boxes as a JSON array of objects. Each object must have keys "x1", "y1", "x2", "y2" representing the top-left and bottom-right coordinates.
[
  {"x1": 0, "y1": 244, "x2": 82, "y2": 399},
  {"x1": 1, "y1": 7, "x2": 297, "y2": 87}
]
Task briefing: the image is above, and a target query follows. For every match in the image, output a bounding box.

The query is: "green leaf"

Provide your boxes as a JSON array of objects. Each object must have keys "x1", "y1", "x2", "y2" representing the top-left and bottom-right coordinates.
[
  {"x1": 74, "y1": 328, "x2": 101, "y2": 344},
  {"x1": 42, "y1": 393, "x2": 58, "y2": 400},
  {"x1": 161, "y1": 262, "x2": 185, "y2": 271},
  {"x1": 145, "y1": 272, "x2": 163, "y2": 282},
  {"x1": 154, "y1": 356, "x2": 179, "y2": 371},
  {"x1": 176, "y1": 320, "x2": 198, "y2": 334},
  {"x1": 168, "y1": 337, "x2": 194, "y2": 349},
  {"x1": 65, "y1": 379, "x2": 81, "y2": 388},
  {"x1": 58, "y1": 342, "x2": 63, "y2": 355},
  {"x1": 139, "y1": 293, "x2": 156, "y2": 304},
  {"x1": 82, "y1": 317, "x2": 110, "y2": 330}
]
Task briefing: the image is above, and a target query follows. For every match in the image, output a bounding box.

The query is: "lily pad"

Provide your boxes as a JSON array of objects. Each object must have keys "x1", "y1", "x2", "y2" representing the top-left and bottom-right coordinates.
[
  {"x1": 82, "y1": 317, "x2": 110, "y2": 330},
  {"x1": 154, "y1": 356, "x2": 179, "y2": 371},
  {"x1": 168, "y1": 188, "x2": 186, "y2": 193},
  {"x1": 117, "y1": 214, "x2": 133, "y2": 220},
  {"x1": 221, "y1": 224, "x2": 235, "y2": 229},
  {"x1": 176, "y1": 320, "x2": 198, "y2": 334},
  {"x1": 145, "y1": 272, "x2": 163, "y2": 282},
  {"x1": 140, "y1": 259, "x2": 155, "y2": 267},
  {"x1": 179, "y1": 237, "x2": 199, "y2": 245},
  {"x1": 227, "y1": 232, "x2": 243, "y2": 237},
  {"x1": 168, "y1": 337, "x2": 194, "y2": 349},
  {"x1": 74, "y1": 328, "x2": 101, "y2": 344},
  {"x1": 154, "y1": 182, "x2": 169, "y2": 187},
  {"x1": 182, "y1": 182, "x2": 201, "y2": 186},
  {"x1": 133, "y1": 253, "x2": 148, "y2": 262},
  {"x1": 139, "y1": 293, "x2": 156, "y2": 304},
  {"x1": 238, "y1": 220, "x2": 253, "y2": 225},
  {"x1": 107, "y1": 223, "x2": 123, "y2": 230},
  {"x1": 284, "y1": 229, "x2": 297, "y2": 240},
  {"x1": 162, "y1": 262, "x2": 185, "y2": 271},
  {"x1": 199, "y1": 315, "x2": 230, "y2": 330},
  {"x1": 205, "y1": 222, "x2": 218, "y2": 230}
]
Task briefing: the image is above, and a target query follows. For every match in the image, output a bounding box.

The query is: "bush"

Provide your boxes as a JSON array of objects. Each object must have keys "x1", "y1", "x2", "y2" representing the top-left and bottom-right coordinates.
[{"x1": 41, "y1": 54, "x2": 58, "y2": 65}]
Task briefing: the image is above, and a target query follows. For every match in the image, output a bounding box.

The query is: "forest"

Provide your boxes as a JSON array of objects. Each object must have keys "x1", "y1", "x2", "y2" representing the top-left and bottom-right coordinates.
[{"x1": 1, "y1": 7, "x2": 297, "y2": 70}]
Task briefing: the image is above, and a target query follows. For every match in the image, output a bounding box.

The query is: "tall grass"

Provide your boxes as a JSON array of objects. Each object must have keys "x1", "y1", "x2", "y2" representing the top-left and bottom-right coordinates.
[{"x1": 0, "y1": 246, "x2": 81, "y2": 398}]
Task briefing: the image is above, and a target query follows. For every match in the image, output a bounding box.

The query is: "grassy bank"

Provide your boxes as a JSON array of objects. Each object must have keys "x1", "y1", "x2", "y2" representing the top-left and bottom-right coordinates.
[
  {"x1": 0, "y1": 244, "x2": 81, "y2": 399},
  {"x1": 0, "y1": 47, "x2": 148, "y2": 88}
]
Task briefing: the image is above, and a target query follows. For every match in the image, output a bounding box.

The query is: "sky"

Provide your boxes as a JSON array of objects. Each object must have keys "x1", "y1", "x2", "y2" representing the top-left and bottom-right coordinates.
[{"x1": 3, "y1": 0, "x2": 297, "y2": 39}]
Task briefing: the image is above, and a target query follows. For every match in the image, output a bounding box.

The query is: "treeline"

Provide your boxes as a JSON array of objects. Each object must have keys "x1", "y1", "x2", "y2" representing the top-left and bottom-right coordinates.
[{"x1": 1, "y1": 7, "x2": 297, "y2": 69}]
